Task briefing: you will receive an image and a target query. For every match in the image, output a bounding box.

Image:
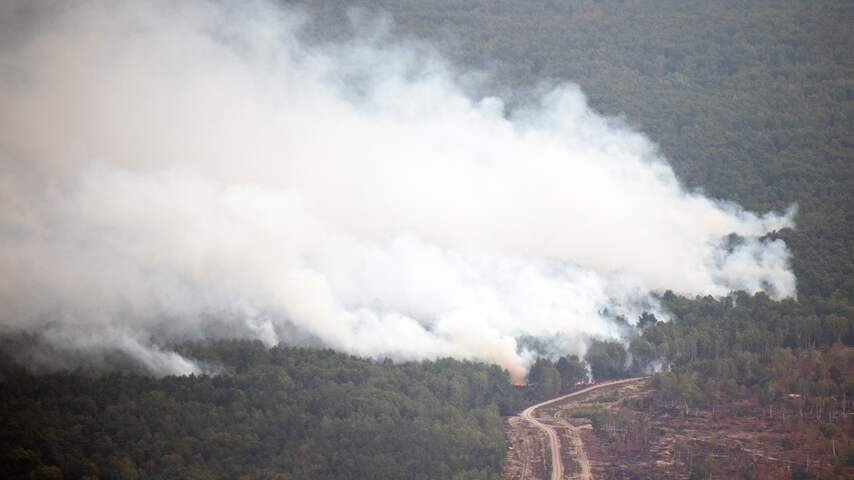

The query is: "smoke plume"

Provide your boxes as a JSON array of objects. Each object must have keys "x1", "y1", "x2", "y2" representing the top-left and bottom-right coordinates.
[{"x1": 0, "y1": 1, "x2": 795, "y2": 378}]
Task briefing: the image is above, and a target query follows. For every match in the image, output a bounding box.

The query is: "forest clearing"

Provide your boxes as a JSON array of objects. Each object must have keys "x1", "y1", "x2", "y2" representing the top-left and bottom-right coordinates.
[{"x1": 504, "y1": 362, "x2": 854, "y2": 479}]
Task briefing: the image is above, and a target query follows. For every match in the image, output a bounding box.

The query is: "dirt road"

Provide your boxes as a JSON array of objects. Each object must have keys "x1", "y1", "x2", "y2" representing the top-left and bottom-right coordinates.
[
  {"x1": 519, "y1": 377, "x2": 647, "y2": 480},
  {"x1": 560, "y1": 419, "x2": 591, "y2": 480}
]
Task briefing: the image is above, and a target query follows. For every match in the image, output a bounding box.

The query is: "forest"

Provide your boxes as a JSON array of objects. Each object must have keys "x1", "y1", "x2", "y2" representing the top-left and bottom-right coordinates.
[
  {"x1": 1, "y1": 341, "x2": 513, "y2": 480},
  {"x1": 2, "y1": 0, "x2": 854, "y2": 478},
  {"x1": 0, "y1": 336, "x2": 596, "y2": 479}
]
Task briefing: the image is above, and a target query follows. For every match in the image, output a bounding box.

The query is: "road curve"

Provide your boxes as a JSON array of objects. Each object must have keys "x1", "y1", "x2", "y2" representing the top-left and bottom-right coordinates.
[{"x1": 519, "y1": 377, "x2": 647, "y2": 480}]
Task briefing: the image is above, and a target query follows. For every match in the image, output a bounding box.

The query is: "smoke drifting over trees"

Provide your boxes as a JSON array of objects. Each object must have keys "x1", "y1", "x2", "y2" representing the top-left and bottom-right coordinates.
[{"x1": 0, "y1": 1, "x2": 796, "y2": 378}]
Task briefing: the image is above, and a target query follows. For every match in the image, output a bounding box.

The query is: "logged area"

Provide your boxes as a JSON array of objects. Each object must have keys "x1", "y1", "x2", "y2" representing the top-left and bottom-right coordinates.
[
  {"x1": 504, "y1": 362, "x2": 854, "y2": 479},
  {"x1": 504, "y1": 379, "x2": 646, "y2": 480}
]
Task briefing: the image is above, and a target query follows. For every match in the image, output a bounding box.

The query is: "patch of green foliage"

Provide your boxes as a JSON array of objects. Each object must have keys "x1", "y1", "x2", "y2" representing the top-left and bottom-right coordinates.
[{"x1": 0, "y1": 340, "x2": 520, "y2": 480}]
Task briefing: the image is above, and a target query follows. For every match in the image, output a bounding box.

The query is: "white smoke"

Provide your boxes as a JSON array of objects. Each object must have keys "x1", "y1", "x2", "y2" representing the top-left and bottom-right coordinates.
[{"x1": 0, "y1": 1, "x2": 795, "y2": 379}]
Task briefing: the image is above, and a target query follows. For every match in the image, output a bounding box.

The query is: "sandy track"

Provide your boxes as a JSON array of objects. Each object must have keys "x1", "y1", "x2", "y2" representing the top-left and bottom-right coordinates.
[
  {"x1": 519, "y1": 377, "x2": 647, "y2": 480},
  {"x1": 560, "y1": 419, "x2": 591, "y2": 480}
]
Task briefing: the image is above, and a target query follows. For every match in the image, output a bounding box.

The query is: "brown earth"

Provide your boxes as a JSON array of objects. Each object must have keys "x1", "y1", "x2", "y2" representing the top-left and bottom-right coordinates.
[
  {"x1": 503, "y1": 378, "x2": 854, "y2": 479},
  {"x1": 503, "y1": 378, "x2": 646, "y2": 480},
  {"x1": 504, "y1": 415, "x2": 549, "y2": 480}
]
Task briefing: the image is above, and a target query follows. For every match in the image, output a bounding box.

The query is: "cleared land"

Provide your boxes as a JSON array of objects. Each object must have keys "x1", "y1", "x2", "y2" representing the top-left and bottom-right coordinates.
[
  {"x1": 504, "y1": 377, "x2": 853, "y2": 479},
  {"x1": 504, "y1": 378, "x2": 646, "y2": 480}
]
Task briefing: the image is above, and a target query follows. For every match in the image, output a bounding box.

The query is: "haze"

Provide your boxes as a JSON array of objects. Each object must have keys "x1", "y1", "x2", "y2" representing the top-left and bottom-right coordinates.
[{"x1": 0, "y1": 1, "x2": 795, "y2": 378}]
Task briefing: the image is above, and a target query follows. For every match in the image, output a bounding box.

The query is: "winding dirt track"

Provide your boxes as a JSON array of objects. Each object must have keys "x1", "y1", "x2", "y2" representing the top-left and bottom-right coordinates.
[
  {"x1": 519, "y1": 377, "x2": 647, "y2": 480},
  {"x1": 561, "y1": 419, "x2": 591, "y2": 480}
]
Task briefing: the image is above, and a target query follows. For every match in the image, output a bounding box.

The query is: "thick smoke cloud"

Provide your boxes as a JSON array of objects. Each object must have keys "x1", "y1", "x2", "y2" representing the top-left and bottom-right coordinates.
[{"x1": 0, "y1": 1, "x2": 795, "y2": 379}]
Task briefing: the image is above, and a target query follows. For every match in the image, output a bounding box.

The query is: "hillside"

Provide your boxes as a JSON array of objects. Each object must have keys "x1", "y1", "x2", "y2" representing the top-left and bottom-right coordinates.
[
  {"x1": 0, "y1": 341, "x2": 513, "y2": 480},
  {"x1": 1, "y1": 1, "x2": 853, "y2": 479}
]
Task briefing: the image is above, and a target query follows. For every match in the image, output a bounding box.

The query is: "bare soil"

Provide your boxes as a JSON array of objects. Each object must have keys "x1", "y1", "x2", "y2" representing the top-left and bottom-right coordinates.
[
  {"x1": 504, "y1": 415, "x2": 549, "y2": 480},
  {"x1": 503, "y1": 378, "x2": 854, "y2": 479}
]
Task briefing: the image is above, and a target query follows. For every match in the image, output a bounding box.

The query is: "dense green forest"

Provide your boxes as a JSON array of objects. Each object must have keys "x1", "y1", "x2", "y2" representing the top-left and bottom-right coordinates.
[
  {"x1": 2, "y1": 1, "x2": 854, "y2": 479},
  {"x1": 0, "y1": 337, "x2": 596, "y2": 480},
  {"x1": 0, "y1": 341, "x2": 518, "y2": 480}
]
